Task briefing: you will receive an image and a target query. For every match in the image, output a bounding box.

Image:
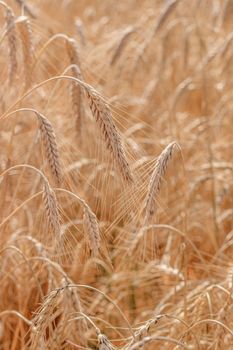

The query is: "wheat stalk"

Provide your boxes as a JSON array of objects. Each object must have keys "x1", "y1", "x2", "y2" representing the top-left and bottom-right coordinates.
[
  {"x1": 83, "y1": 203, "x2": 100, "y2": 257},
  {"x1": 5, "y1": 6, "x2": 17, "y2": 82},
  {"x1": 85, "y1": 86, "x2": 133, "y2": 183},
  {"x1": 126, "y1": 335, "x2": 188, "y2": 350},
  {"x1": 143, "y1": 142, "x2": 178, "y2": 225},
  {"x1": 37, "y1": 112, "x2": 62, "y2": 186}
]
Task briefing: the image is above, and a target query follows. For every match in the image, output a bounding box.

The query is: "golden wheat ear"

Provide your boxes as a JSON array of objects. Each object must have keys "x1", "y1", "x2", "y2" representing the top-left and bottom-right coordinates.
[
  {"x1": 36, "y1": 112, "x2": 62, "y2": 187},
  {"x1": 16, "y1": 15, "x2": 33, "y2": 88},
  {"x1": 144, "y1": 142, "x2": 178, "y2": 225},
  {"x1": 84, "y1": 85, "x2": 134, "y2": 183},
  {"x1": 5, "y1": 6, "x2": 17, "y2": 82},
  {"x1": 83, "y1": 203, "x2": 100, "y2": 257},
  {"x1": 66, "y1": 39, "x2": 84, "y2": 134},
  {"x1": 71, "y1": 66, "x2": 84, "y2": 134},
  {"x1": 42, "y1": 181, "x2": 61, "y2": 238},
  {"x1": 14, "y1": 0, "x2": 37, "y2": 18}
]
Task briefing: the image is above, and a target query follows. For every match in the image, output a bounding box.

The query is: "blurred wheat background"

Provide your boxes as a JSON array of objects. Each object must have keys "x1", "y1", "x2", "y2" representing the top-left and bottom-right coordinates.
[{"x1": 0, "y1": 0, "x2": 233, "y2": 349}]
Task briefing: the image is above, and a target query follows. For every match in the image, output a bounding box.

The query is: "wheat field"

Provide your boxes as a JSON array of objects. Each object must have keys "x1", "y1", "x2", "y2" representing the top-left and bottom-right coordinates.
[{"x1": 0, "y1": 0, "x2": 233, "y2": 349}]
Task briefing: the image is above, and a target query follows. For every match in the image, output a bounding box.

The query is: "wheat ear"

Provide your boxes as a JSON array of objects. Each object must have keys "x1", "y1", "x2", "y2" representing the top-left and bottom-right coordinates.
[
  {"x1": 85, "y1": 86, "x2": 133, "y2": 182},
  {"x1": 5, "y1": 6, "x2": 17, "y2": 82},
  {"x1": 42, "y1": 181, "x2": 60, "y2": 237},
  {"x1": 83, "y1": 203, "x2": 100, "y2": 256},
  {"x1": 111, "y1": 26, "x2": 135, "y2": 65},
  {"x1": 66, "y1": 39, "x2": 83, "y2": 133},
  {"x1": 75, "y1": 18, "x2": 86, "y2": 46},
  {"x1": 37, "y1": 112, "x2": 62, "y2": 186},
  {"x1": 14, "y1": 0, "x2": 36, "y2": 18},
  {"x1": 17, "y1": 15, "x2": 33, "y2": 88},
  {"x1": 154, "y1": 0, "x2": 179, "y2": 34},
  {"x1": 144, "y1": 142, "x2": 178, "y2": 225},
  {"x1": 97, "y1": 332, "x2": 116, "y2": 350}
]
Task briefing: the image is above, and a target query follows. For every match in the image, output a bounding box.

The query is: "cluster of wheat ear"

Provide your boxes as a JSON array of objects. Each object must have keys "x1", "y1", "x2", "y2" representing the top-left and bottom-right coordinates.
[{"x1": 0, "y1": 0, "x2": 233, "y2": 349}]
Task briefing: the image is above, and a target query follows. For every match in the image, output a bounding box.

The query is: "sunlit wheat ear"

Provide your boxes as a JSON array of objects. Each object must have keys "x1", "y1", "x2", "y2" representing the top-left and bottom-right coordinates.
[
  {"x1": 83, "y1": 203, "x2": 100, "y2": 257},
  {"x1": 84, "y1": 86, "x2": 133, "y2": 183},
  {"x1": 17, "y1": 16, "x2": 33, "y2": 88},
  {"x1": 75, "y1": 18, "x2": 86, "y2": 46},
  {"x1": 154, "y1": 0, "x2": 179, "y2": 34},
  {"x1": 110, "y1": 26, "x2": 135, "y2": 65},
  {"x1": 66, "y1": 38, "x2": 81, "y2": 66},
  {"x1": 143, "y1": 142, "x2": 178, "y2": 225},
  {"x1": 71, "y1": 65, "x2": 83, "y2": 134},
  {"x1": 42, "y1": 181, "x2": 61, "y2": 238},
  {"x1": 66, "y1": 39, "x2": 83, "y2": 134},
  {"x1": 30, "y1": 289, "x2": 60, "y2": 350},
  {"x1": 14, "y1": 0, "x2": 36, "y2": 18},
  {"x1": 37, "y1": 112, "x2": 62, "y2": 186},
  {"x1": 5, "y1": 7, "x2": 17, "y2": 82}
]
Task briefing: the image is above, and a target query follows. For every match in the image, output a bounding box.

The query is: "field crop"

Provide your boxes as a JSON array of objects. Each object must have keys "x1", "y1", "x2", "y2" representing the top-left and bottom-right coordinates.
[{"x1": 0, "y1": 0, "x2": 233, "y2": 349}]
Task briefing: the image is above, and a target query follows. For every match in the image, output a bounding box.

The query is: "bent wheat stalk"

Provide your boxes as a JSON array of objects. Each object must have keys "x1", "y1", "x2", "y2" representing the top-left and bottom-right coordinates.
[{"x1": 143, "y1": 142, "x2": 178, "y2": 225}]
